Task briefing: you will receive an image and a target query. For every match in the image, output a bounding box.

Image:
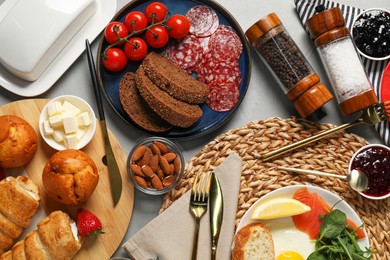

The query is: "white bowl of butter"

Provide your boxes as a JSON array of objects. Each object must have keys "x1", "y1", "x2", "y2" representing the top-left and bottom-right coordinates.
[{"x1": 39, "y1": 95, "x2": 96, "y2": 150}]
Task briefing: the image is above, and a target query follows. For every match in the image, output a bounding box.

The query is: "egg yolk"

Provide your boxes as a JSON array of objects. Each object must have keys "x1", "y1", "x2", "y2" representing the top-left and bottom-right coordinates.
[{"x1": 276, "y1": 251, "x2": 305, "y2": 260}]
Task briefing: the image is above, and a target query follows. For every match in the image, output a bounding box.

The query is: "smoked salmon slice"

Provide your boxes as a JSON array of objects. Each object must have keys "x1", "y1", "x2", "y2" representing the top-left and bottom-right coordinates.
[{"x1": 292, "y1": 187, "x2": 366, "y2": 240}]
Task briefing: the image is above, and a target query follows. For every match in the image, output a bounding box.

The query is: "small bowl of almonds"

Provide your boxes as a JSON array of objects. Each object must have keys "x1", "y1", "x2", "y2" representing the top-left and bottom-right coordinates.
[{"x1": 127, "y1": 137, "x2": 185, "y2": 195}]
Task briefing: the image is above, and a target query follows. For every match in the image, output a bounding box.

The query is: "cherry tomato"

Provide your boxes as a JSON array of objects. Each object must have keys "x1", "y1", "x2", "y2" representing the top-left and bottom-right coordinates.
[
  {"x1": 124, "y1": 37, "x2": 148, "y2": 61},
  {"x1": 124, "y1": 11, "x2": 148, "y2": 34},
  {"x1": 102, "y1": 48, "x2": 128, "y2": 72},
  {"x1": 104, "y1": 22, "x2": 128, "y2": 45},
  {"x1": 145, "y1": 25, "x2": 169, "y2": 49},
  {"x1": 166, "y1": 14, "x2": 190, "y2": 39},
  {"x1": 145, "y1": 2, "x2": 168, "y2": 24}
]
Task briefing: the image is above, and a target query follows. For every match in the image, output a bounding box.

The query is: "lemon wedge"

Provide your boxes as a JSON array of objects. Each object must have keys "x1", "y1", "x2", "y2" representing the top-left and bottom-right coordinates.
[{"x1": 251, "y1": 198, "x2": 311, "y2": 220}]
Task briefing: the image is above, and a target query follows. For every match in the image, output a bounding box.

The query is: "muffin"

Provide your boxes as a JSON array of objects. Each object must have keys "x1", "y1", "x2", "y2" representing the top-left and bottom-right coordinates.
[
  {"x1": 42, "y1": 149, "x2": 99, "y2": 205},
  {"x1": 0, "y1": 115, "x2": 38, "y2": 168}
]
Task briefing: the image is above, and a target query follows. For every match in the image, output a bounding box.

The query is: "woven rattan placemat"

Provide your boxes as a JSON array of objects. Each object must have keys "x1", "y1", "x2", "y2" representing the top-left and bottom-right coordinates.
[{"x1": 161, "y1": 117, "x2": 389, "y2": 259}]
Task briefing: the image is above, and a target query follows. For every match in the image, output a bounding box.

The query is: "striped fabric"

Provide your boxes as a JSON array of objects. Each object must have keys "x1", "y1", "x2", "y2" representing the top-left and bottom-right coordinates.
[{"x1": 295, "y1": 0, "x2": 390, "y2": 146}]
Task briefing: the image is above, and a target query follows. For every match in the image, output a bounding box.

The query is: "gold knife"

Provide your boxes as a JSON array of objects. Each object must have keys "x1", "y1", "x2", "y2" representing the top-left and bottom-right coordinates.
[
  {"x1": 85, "y1": 39, "x2": 122, "y2": 207},
  {"x1": 209, "y1": 172, "x2": 223, "y2": 260}
]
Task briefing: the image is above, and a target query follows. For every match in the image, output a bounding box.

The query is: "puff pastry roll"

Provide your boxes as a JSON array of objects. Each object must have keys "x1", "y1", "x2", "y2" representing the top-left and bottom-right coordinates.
[
  {"x1": 0, "y1": 176, "x2": 40, "y2": 253},
  {"x1": 1, "y1": 211, "x2": 82, "y2": 260}
]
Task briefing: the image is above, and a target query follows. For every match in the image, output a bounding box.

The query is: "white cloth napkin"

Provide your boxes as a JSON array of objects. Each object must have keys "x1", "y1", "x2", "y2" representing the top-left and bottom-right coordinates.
[
  {"x1": 123, "y1": 153, "x2": 242, "y2": 260},
  {"x1": 295, "y1": 0, "x2": 390, "y2": 145}
]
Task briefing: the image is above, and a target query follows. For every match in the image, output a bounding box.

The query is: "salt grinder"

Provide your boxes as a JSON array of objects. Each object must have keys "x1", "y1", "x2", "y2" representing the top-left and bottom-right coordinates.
[
  {"x1": 245, "y1": 13, "x2": 333, "y2": 118},
  {"x1": 306, "y1": 6, "x2": 378, "y2": 116}
]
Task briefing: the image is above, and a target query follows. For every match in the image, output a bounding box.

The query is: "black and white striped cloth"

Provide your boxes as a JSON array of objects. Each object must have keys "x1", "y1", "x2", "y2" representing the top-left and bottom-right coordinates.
[{"x1": 295, "y1": 0, "x2": 390, "y2": 146}]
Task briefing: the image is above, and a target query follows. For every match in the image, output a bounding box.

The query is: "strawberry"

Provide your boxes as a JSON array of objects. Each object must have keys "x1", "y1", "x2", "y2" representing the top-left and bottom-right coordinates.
[{"x1": 76, "y1": 208, "x2": 104, "y2": 238}]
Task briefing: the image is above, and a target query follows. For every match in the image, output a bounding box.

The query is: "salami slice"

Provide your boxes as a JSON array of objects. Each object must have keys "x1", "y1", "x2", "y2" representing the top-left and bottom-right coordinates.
[
  {"x1": 208, "y1": 25, "x2": 243, "y2": 61},
  {"x1": 206, "y1": 80, "x2": 239, "y2": 112},
  {"x1": 195, "y1": 51, "x2": 242, "y2": 87},
  {"x1": 165, "y1": 35, "x2": 204, "y2": 70},
  {"x1": 186, "y1": 5, "x2": 219, "y2": 37}
]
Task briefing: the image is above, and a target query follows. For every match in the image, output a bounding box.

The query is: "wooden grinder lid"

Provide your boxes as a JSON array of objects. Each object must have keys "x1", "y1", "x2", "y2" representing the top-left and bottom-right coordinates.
[
  {"x1": 294, "y1": 83, "x2": 333, "y2": 118},
  {"x1": 306, "y1": 7, "x2": 346, "y2": 39},
  {"x1": 245, "y1": 13, "x2": 282, "y2": 44}
]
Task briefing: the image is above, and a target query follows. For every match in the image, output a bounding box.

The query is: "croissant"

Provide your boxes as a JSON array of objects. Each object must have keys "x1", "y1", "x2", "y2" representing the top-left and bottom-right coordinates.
[
  {"x1": 0, "y1": 211, "x2": 82, "y2": 260},
  {"x1": 0, "y1": 176, "x2": 40, "y2": 253}
]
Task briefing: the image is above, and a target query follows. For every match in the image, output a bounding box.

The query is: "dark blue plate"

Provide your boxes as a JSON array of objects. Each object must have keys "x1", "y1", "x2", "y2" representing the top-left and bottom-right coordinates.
[{"x1": 96, "y1": 0, "x2": 252, "y2": 139}]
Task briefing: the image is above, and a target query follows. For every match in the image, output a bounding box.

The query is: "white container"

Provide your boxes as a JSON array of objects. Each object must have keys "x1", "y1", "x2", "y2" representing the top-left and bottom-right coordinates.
[
  {"x1": 39, "y1": 95, "x2": 96, "y2": 150},
  {"x1": 0, "y1": 0, "x2": 97, "y2": 81}
]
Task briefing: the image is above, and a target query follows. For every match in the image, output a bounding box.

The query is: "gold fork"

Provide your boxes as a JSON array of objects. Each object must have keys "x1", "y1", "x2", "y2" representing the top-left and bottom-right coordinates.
[
  {"x1": 189, "y1": 171, "x2": 212, "y2": 260},
  {"x1": 262, "y1": 101, "x2": 390, "y2": 161}
]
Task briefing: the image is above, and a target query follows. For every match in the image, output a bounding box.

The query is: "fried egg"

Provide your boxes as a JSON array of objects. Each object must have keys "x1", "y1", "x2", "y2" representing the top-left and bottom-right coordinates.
[{"x1": 264, "y1": 217, "x2": 315, "y2": 259}]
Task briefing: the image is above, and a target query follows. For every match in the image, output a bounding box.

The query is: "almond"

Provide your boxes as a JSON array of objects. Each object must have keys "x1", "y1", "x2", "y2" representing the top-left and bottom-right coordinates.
[
  {"x1": 141, "y1": 165, "x2": 155, "y2": 178},
  {"x1": 130, "y1": 164, "x2": 144, "y2": 177},
  {"x1": 159, "y1": 155, "x2": 171, "y2": 175},
  {"x1": 173, "y1": 157, "x2": 181, "y2": 175},
  {"x1": 139, "y1": 150, "x2": 152, "y2": 166},
  {"x1": 157, "y1": 169, "x2": 165, "y2": 180},
  {"x1": 151, "y1": 174, "x2": 163, "y2": 190},
  {"x1": 132, "y1": 145, "x2": 146, "y2": 161},
  {"x1": 151, "y1": 143, "x2": 161, "y2": 156},
  {"x1": 149, "y1": 155, "x2": 159, "y2": 172},
  {"x1": 162, "y1": 175, "x2": 175, "y2": 187},
  {"x1": 154, "y1": 141, "x2": 169, "y2": 154},
  {"x1": 163, "y1": 152, "x2": 176, "y2": 162},
  {"x1": 134, "y1": 176, "x2": 148, "y2": 188}
]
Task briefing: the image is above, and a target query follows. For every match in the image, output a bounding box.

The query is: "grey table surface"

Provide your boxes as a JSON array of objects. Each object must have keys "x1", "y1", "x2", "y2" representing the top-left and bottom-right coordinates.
[{"x1": 0, "y1": 0, "x2": 388, "y2": 258}]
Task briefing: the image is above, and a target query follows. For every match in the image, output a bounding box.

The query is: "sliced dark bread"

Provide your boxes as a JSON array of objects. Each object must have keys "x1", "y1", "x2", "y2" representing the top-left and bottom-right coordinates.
[
  {"x1": 119, "y1": 72, "x2": 173, "y2": 132},
  {"x1": 136, "y1": 66, "x2": 202, "y2": 128},
  {"x1": 142, "y1": 52, "x2": 209, "y2": 104}
]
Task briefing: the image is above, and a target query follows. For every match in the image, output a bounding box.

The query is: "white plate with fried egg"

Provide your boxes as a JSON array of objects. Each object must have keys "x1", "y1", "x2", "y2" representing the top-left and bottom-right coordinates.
[{"x1": 236, "y1": 185, "x2": 370, "y2": 260}]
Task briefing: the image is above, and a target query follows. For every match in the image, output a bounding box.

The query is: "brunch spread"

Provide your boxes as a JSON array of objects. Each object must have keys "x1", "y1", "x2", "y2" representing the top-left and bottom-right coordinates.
[
  {"x1": 233, "y1": 187, "x2": 370, "y2": 260},
  {"x1": 0, "y1": 0, "x2": 389, "y2": 259}
]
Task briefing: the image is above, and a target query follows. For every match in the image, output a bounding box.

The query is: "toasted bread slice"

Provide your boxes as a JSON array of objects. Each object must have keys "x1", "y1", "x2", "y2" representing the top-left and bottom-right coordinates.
[
  {"x1": 143, "y1": 52, "x2": 209, "y2": 104},
  {"x1": 232, "y1": 223, "x2": 275, "y2": 260},
  {"x1": 119, "y1": 72, "x2": 173, "y2": 132},
  {"x1": 136, "y1": 66, "x2": 203, "y2": 128}
]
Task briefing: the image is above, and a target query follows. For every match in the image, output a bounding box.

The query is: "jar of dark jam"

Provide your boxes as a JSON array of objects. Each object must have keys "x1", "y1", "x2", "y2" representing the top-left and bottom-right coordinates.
[
  {"x1": 350, "y1": 144, "x2": 390, "y2": 199},
  {"x1": 245, "y1": 13, "x2": 333, "y2": 118}
]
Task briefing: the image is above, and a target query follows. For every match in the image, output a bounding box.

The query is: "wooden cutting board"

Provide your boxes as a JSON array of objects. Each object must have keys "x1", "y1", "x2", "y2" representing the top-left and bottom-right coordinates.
[{"x1": 0, "y1": 99, "x2": 134, "y2": 259}]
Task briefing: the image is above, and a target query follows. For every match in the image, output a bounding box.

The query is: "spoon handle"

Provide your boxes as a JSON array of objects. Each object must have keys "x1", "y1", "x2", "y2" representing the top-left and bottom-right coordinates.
[{"x1": 277, "y1": 166, "x2": 347, "y2": 180}]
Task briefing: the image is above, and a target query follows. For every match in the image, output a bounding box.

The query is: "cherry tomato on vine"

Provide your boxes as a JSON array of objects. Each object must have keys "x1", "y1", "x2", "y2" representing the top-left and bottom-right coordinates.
[
  {"x1": 124, "y1": 11, "x2": 148, "y2": 34},
  {"x1": 145, "y1": 25, "x2": 169, "y2": 48},
  {"x1": 102, "y1": 48, "x2": 128, "y2": 72},
  {"x1": 124, "y1": 37, "x2": 148, "y2": 61},
  {"x1": 104, "y1": 22, "x2": 128, "y2": 45},
  {"x1": 145, "y1": 2, "x2": 168, "y2": 24},
  {"x1": 166, "y1": 14, "x2": 190, "y2": 39}
]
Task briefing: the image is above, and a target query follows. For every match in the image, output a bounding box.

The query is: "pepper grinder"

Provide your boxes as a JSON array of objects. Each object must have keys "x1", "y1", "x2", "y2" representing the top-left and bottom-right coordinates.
[
  {"x1": 306, "y1": 6, "x2": 378, "y2": 116},
  {"x1": 245, "y1": 13, "x2": 333, "y2": 118}
]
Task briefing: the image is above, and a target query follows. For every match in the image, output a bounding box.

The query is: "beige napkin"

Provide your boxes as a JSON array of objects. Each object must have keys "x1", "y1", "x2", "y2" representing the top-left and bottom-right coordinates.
[{"x1": 123, "y1": 152, "x2": 242, "y2": 260}]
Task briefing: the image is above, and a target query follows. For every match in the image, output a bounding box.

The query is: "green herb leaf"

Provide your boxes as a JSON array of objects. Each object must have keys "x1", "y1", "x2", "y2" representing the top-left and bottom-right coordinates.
[{"x1": 319, "y1": 209, "x2": 347, "y2": 239}]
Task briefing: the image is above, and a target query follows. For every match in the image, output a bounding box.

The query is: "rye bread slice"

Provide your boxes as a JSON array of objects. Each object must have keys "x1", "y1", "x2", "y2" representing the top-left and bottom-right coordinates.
[
  {"x1": 142, "y1": 52, "x2": 209, "y2": 104},
  {"x1": 136, "y1": 66, "x2": 202, "y2": 128},
  {"x1": 119, "y1": 72, "x2": 173, "y2": 132}
]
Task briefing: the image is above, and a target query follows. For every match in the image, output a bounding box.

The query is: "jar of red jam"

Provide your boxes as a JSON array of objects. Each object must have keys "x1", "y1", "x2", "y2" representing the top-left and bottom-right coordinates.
[{"x1": 349, "y1": 144, "x2": 390, "y2": 199}]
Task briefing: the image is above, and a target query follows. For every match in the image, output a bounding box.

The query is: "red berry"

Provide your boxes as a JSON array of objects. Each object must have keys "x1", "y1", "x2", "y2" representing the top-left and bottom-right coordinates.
[{"x1": 76, "y1": 208, "x2": 104, "y2": 237}]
